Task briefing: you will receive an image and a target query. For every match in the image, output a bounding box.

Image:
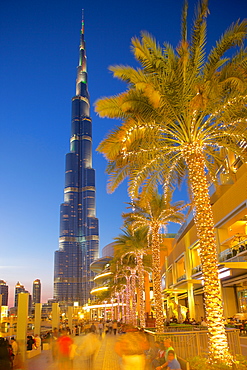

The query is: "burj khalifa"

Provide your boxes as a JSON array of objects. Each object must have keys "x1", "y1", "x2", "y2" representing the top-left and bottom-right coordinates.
[{"x1": 54, "y1": 16, "x2": 99, "y2": 306}]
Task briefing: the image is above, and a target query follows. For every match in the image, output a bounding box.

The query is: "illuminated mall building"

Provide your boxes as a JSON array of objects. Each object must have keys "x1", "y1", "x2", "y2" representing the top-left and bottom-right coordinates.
[{"x1": 54, "y1": 17, "x2": 99, "y2": 307}]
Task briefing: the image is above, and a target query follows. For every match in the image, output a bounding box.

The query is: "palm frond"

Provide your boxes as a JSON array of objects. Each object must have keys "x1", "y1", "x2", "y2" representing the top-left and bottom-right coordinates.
[{"x1": 204, "y1": 19, "x2": 247, "y2": 79}]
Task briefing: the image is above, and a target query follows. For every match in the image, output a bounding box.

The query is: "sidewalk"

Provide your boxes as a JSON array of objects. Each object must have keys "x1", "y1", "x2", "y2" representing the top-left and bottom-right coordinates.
[{"x1": 26, "y1": 333, "x2": 121, "y2": 370}]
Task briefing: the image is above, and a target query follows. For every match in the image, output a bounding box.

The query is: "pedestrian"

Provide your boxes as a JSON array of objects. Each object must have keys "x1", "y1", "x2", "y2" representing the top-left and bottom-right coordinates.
[
  {"x1": 0, "y1": 337, "x2": 11, "y2": 370},
  {"x1": 51, "y1": 327, "x2": 60, "y2": 360},
  {"x1": 10, "y1": 338, "x2": 18, "y2": 356},
  {"x1": 145, "y1": 340, "x2": 160, "y2": 367},
  {"x1": 115, "y1": 330, "x2": 149, "y2": 369},
  {"x1": 105, "y1": 321, "x2": 109, "y2": 334},
  {"x1": 34, "y1": 334, "x2": 41, "y2": 349},
  {"x1": 108, "y1": 321, "x2": 113, "y2": 334},
  {"x1": 91, "y1": 322, "x2": 96, "y2": 333},
  {"x1": 152, "y1": 342, "x2": 165, "y2": 369},
  {"x1": 26, "y1": 335, "x2": 35, "y2": 351},
  {"x1": 57, "y1": 328, "x2": 74, "y2": 370},
  {"x1": 78, "y1": 331, "x2": 101, "y2": 369},
  {"x1": 113, "y1": 321, "x2": 118, "y2": 335},
  {"x1": 155, "y1": 338, "x2": 176, "y2": 370},
  {"x1": 98, "y1": 321, "x2": 103, "y2": 336},
  {"x1": 167, "y1": 350, "x2": 181, "y2": 370}
]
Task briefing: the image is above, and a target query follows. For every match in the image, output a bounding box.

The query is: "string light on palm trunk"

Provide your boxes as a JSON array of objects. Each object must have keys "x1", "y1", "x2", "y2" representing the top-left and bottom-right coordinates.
[{"x1": 184, "y1": 145, "x2": 232, "y2": 364}]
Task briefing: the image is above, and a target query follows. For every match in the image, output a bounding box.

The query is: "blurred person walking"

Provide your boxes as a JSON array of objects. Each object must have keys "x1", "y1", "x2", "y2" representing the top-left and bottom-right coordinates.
[
  {"x1": 77, "y1": 330, "x2": 101, "y2": 369},
  {"x1": 98, "y1": 321, "x2": 104, "y2": 336},
  {"x1": 57, "y1": 328, "x2": 74, "y2": 370},
  {"x1": 115, "y1": 329, "x2": 149, "y2": 369},
  {"x1": 51, "y1": 327, "x2": 60, "y2": 360},
  {"x1": 113, "y1": 321, "x2": 118, "y2": 335}
]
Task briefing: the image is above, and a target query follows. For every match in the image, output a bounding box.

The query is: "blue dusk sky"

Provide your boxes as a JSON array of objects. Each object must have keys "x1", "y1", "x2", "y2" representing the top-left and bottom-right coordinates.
[{"x1": 0, "y1": 0, "x2": 246, "y2": 306}]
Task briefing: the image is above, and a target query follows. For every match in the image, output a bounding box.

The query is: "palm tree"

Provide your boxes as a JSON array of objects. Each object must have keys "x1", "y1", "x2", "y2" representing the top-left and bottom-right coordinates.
[
  {"x1": 123, "y1": 192, "x2": 185, "y2": 332},
  {"x1": 114, "y1": 264, "x2": 132, "y2": 324},
  {"x1": 114, "y1": 226, "x2": 149, "y2": 327},
  {"x1": 95, "y1": 0, "x2": 247, "y2": 363}
]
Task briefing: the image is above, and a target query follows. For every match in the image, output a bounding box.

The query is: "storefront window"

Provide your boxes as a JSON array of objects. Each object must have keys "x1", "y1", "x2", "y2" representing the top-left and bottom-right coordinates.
[{"x1": 238, "y1": 289, "x2": 247, "y2": 313}]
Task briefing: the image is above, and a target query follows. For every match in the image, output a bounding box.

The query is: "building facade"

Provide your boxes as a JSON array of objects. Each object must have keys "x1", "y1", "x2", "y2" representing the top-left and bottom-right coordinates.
[
  {"x1": 32, "y1": 279, "x2": 41, "y2": 304},
  {"x1": 54, "y1": 17, "x2": 99, "y2": 307},
  {"x1": 0, "y1": 280, "x2": 8, "y2": 306}
]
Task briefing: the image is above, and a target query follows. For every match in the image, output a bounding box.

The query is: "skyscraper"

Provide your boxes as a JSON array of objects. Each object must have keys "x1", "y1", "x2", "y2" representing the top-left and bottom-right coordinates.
[
  {"x1": 54, "y1": 16, "x2": 99, "y2": 307},
  {"x1": 14, "y1": 281, "x2": 25, "y2": 307},
  {"x1": 0, "y1": 280, "x2": 8, "y2": 306},
  {"x1": 14, "y1": 281, "x2": 31, "y2": 313},
  {"x1": 32, "y1": 279, "x2": 41, "y2": 304}
]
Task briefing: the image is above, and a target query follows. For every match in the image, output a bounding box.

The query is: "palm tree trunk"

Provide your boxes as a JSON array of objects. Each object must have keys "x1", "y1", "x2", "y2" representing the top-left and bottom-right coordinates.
[
  {"x1": 151, "y1": 224, "x2": 164, "y2": 332},
  {"x1": 130, "y1": 269, "x2": 137, "y2": 326},
  {"x1": 125, "y1": 276, "x2": 131, "y2": 324},
  {"x1": 117, "y1": 292, "x2": 120, "y2": 321},
  {"x1": 121, "y1": 289, "x2": 126, "y2": 323},
  {"x1": 184, "y1": 148, "x2": 232, "y2": 364},
  {"x1": 137, "y1": 253, "x2": 146, "y2": 328}
]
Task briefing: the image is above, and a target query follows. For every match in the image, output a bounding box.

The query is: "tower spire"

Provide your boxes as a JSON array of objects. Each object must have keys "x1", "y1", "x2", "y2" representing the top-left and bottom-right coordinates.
[
  {"x1": 81, "y1": 9, "x2": 84, "y2": 37},
  {"x1": 76, "y1": 9, "x2": 87, "y2": 95}
]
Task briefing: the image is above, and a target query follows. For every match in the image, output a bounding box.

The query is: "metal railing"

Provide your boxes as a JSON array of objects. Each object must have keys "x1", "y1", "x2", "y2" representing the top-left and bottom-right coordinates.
[
  {"x1": 219, "y1": 238, "x2": 247, "y2": 262},
  {"x1": 145, "y1": 328, "x2": 241, "y2": 359}
]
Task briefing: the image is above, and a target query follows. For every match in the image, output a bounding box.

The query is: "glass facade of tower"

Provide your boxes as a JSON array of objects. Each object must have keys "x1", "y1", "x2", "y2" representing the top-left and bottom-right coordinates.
[
  {"x1": 32, "y1": 279, "x2": 41, "y2": 304},
  {"x1": 14, "y1": 281, "x2": 31, "y2": 311},
  {"x1": 0, "y1": 280, "x2": 8, "y2": 306},
  {"x1": 54, "y1": 19, "x2": 99, "y2": 307}
]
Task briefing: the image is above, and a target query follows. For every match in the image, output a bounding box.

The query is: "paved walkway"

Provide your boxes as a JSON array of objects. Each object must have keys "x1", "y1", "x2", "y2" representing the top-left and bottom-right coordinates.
[
  {"x1": 26, "y1": 333, "x2": 121, "y2": 370},
  {"x1": 24, "y1": 333, "x2": 247, "y2": 369}
]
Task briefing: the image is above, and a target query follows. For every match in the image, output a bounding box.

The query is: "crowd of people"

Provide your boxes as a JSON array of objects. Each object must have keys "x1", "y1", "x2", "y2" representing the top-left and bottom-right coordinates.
[
  {"x1": 1, "y1": 315, "x2": 246, "y2": 369},
  {"x1": 0, "y1": 336, "x2": 23, "y2": 370},
  {"x1": 0, "y1": 319, "x2": 192, "y2": 370},
  {"x1": 59, "y1": 321, "x2": 182, "y2": 369},
  {"x1": 0, "y1": 333, "x2": 42, "y2": 369},
  {"x1": 227, "y1": 317, "x2": 247, "y2": 335},
  {"x1": 165, "y1": 315, "x2": 207, "y2": 326}
]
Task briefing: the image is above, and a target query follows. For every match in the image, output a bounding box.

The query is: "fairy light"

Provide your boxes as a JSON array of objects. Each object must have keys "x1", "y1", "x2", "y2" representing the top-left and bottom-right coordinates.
[
  {"x1": 119, "y1": 245, "x2": 146, "y2": 327},
  {"x1": 137, "y1": 253, "x2": 146, "y2": 328},
  {"x1": 125, "y1": 276, "x2": 131, "y2": 324},
  {"x1": 183, "y1": 143, "x2": 233, "y2": 364},
  {"x1": 127, "y1": 197, "x2": 186, "y2": 333},
  {"x1": 116, "y1": 292, "x2": 120, "y2": 321},
  {"x1": 130, "y1": 268, "x2": 137, "y2": 326},
  {"x1": 111, "y1": 298, "x2": 114, "y2": 321}
]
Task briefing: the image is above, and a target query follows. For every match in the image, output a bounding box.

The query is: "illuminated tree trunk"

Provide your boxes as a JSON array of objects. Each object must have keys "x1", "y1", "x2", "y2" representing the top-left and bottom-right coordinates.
[
  {"x1": 137, "y1": 253, "x2": 146, "y2": 328},
  {"x1": 151, "y1": 224, "x2": 164, "y2": 332},
  {"x1": 130, "y1": 269, "x2": 137, "y2": 326},
  {"x1": 121, "y1": 290, "x2": 126, "y2": 323},
  {"x1": 125, "y1": 276, "x2": 131, "y2": 324},
  {"x1": 184, "y1": 147, "x2": 232, "y2": 364},
  {"x1": 117, "y1": 293, "x2": 120, "y2": 321},
  {"x1": 111, "y1": 298, "x2": 114, "y2": 321}
]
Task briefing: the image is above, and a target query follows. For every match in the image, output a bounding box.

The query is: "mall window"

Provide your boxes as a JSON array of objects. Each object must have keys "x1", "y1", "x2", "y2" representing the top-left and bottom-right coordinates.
[
  {"x1": 176, "y1": 256, "x2": 186, "y2": 282},
  {"x1": 190, "y1": 244, "x2": 201, "y2": 274}
]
